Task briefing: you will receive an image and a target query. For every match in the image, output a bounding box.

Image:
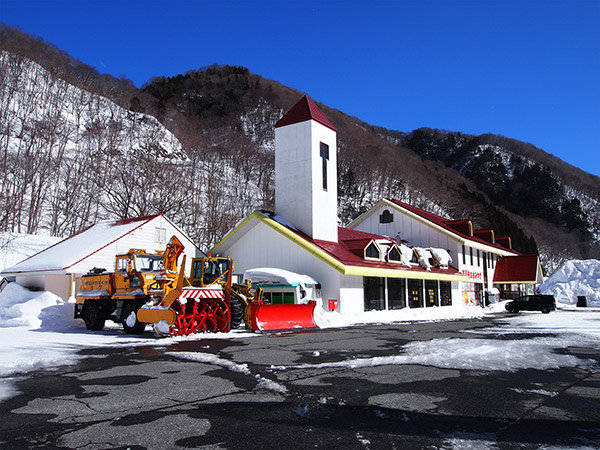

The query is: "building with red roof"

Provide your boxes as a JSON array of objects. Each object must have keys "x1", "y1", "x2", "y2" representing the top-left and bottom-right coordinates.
[
  {"x1": 1, "y1": 215, "x2": 203, "y2": 301},
  {"x1": 349, "y1": 198, "x2": 542, "y2": 304},
  {"x1": 213, "y1": 95, "x2": 542, "y2": 315}
]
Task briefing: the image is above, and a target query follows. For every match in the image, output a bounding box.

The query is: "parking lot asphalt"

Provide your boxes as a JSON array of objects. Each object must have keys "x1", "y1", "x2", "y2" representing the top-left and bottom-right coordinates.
[{"x1": 1, "y1": 313, "x2": 599, "y2": 449}]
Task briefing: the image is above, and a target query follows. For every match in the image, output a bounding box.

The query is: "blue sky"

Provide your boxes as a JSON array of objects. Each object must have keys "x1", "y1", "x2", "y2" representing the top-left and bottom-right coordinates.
[{"x1": 2, "y1": 0, "x2": 599, "y2": 177}]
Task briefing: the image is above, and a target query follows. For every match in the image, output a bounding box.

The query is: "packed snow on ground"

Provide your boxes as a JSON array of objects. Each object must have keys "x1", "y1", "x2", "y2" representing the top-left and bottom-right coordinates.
[{"x1": 539, "y1": 259, "x2": 600, "y2": 307}]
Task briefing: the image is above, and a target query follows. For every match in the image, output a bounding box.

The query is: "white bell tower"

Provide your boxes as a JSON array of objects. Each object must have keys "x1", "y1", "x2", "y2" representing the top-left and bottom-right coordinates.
[{"x1": 274, "y1": 95, "x2": 338, "y2": 242}]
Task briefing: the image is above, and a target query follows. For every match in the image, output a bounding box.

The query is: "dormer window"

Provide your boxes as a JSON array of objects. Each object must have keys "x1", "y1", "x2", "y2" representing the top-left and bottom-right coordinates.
[
  {"x1": 387, "y1": 245, "x2": 402, "y2": 263},
  {"x1": 379, "y1": 209, "x2": 394, "y2": 224},
  {"x1": 365, "y1": 241, "x2": 380, "y2": 260}
]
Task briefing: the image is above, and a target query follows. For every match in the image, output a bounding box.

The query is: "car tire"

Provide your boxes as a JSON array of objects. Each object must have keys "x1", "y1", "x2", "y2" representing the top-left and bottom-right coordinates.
[{"x1": 541, "y1": 307, "x2": 550, "y2": 314}]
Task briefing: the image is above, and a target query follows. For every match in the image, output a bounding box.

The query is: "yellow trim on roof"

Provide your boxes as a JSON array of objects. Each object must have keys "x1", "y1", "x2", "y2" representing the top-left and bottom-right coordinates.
[{"x1": 212, "y1": 210, "x2": 469, "y2": 282}]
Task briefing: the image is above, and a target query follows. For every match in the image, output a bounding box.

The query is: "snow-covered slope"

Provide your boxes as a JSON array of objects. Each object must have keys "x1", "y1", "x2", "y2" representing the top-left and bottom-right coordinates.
[
  {"x1": 1, "y1": 50, "x2": 182, "y2": 159},
  {"x1": 540, "y1": 259, "x2": 600, "y2": 306},
  {"x1": 0, "y1": 232, "x2": 61, "y2": 271}
]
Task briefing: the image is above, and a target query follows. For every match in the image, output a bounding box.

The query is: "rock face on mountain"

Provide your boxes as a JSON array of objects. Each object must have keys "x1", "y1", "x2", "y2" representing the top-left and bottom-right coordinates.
[{"x1": 1, "y1": 24, "x2": 598, "y2": 273}]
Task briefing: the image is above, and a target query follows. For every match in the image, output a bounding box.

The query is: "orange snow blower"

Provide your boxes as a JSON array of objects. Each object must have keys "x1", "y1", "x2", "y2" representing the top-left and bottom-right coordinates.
[{"x1": 248, "y1": 300, "x2": 318, "y2": 332}]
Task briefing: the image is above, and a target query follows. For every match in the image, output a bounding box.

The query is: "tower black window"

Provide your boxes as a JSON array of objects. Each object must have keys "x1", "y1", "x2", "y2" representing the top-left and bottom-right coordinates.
[{"x1": 320, "y1": 142, "x2": 329, "y2": 190}]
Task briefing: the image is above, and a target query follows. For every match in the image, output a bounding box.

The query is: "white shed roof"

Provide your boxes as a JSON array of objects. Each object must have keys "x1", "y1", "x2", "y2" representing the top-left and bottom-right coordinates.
[{"x1": 2, "y1": 215, "x2": 164, "y2": 274}]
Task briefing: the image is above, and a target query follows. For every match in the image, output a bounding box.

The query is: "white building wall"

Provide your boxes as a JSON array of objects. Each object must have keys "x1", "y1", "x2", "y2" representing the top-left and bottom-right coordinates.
[
  {"x1": 15, "y1": 274, "x2": 45, "y2": 291},
  {"x1": 339, "y1": 276, "x2": 364, "y2": 314},
  {"x1": 45, "y1": 274, "x2": 72, "y2": 301},
  {"x1": 217, "y1": 221, "x2": 348, "y2": 312}
]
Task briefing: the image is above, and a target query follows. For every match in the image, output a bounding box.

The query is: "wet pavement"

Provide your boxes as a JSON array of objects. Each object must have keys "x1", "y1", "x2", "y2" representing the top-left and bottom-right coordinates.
[{"x1": 1, "y1": 314, "x2": 599, "y2": 449}]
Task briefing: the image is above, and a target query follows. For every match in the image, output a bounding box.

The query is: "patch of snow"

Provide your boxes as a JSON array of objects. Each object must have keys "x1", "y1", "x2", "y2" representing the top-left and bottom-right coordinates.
[
  {"x1": 277, "y1": 331, "x2": 599, "y2": 373},
  {"x1": 168, "y1": 351, "x2": 250, "y2": 374},
  {"x1": 313, "y1": 303, "x2": 487, "y2": 329},
  {"x1": 540, "y1": 259, "x2": 600, "y2": 306},
  {"x1": 243, "y1": 268, "x2": 319, "y2": 286}
]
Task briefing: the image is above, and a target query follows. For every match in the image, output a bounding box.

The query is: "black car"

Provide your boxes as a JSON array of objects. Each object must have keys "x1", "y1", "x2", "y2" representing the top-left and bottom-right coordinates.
[{"x1": 505, "y1": 295, "x2": 556, "y2": 314}]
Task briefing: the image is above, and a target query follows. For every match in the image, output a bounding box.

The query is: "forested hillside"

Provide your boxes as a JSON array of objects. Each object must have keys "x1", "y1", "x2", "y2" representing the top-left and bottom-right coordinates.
[{"x1": 1, "y1": 25, "x2": 598, "y2": 274}]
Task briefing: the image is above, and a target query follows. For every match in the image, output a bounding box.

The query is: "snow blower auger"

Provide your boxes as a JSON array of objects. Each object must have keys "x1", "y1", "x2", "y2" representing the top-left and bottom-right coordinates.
[{"x1": 137, "y1": 253, "x2": 232, "y2": 336}]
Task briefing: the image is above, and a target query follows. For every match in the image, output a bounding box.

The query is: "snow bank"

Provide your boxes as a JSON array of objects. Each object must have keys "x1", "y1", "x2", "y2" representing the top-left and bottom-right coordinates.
[
  {"x1": 244, "y1": 267, "x2": 319, "y2": 286},
  {"x1": 0, "y1": 282, "x2": 71, "y2": 329},
  {"x1": 540, "y1": 259, "x2": 600, "y2": 306},
  {"x1": 313, "y1": 304, "x2": 486, "y2": 329}
]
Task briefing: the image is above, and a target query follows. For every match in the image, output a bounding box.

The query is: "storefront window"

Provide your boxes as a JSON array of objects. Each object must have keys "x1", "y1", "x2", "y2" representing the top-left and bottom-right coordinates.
[
  {"x1": 425, "y1": 280, "x2": 438, "y2": 307},
  {"x1": 408, "y1": 279, "x2": 423, "y2": 308},
  {"x1": 364, "y1": 277, "x2": 385, "y2": 310},
  {"x1": 440, "y1": 281, "x2": 452, "y2": 306},
  {"x1": 388, "y1": 278, "x2": 406, "y2": 309}
]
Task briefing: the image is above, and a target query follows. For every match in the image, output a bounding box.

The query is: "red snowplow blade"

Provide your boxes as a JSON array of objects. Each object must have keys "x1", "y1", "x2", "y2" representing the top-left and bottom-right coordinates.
[{"x1": 250, "y1": 301, "x2": 318, "y2": 332}]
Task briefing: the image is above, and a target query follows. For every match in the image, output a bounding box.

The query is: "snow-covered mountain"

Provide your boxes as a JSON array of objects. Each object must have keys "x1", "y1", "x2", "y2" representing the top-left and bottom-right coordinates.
[
  {"x1": 0, "y1": 50, "x2": 188, "y2": 238},
  {"x1": 2, "y1": 24, "x2": 599, "y2": 268}
]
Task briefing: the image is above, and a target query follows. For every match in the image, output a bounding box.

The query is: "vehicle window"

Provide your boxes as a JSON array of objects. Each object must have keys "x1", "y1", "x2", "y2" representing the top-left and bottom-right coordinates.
[
  {"x1": 203, "y1": 260, "x2": 219, "y2": 284},
  {"x1": 116, "y1": 257, "x2": 130, "y2": 273},
  {"x1": 520, "y1": 296, "x2": 529, "y2": 302},
  {"x1": 135, "y1": 255, "x2": 163, "y2": 272}
]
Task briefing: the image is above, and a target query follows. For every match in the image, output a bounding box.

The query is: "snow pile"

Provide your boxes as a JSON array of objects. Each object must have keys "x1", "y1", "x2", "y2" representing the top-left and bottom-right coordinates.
[
  {"x1": 244, "y1": 268, "x2": 319, "y2": 286},
  {"x1": 414, "y1": 248, "x2": 432, "y2": 271},
  {"x1": 0, "y1": 282, "x2": 73, "y2": 329},
  {"x1": 399, "y1": 243, "x2": 413, "y2": 266},
  {"x1": 428, "y1": 247, "x2": 452, "y2": 266},
  {"x1": 313, "y1": 304, "x2": 487, "y2": 329},
  {"x1": 540, "y1": 259, "x2": 600, "y2": 306}
]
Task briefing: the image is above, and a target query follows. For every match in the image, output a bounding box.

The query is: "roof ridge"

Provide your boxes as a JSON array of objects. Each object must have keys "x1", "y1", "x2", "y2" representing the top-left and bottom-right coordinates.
[{"x1": 274, "y1": 95, "x2": 337, "y2": 131}]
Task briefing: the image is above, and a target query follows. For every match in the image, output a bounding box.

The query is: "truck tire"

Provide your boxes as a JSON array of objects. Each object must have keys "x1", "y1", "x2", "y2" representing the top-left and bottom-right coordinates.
[
  {"x1": 122, "y1": 303, "x2": 146, "y2": 334},
  {"x1": 230, "y1": 293, "x2": 245, "y2": 329},
  {"x1": 83, "y1": 302, "x2": 105, "y2": 331}
]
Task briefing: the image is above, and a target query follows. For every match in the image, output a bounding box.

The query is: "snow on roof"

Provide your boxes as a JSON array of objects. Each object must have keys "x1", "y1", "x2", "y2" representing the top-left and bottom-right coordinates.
[
  {"x1": 1, "y1": 215, "x2": 160, "y2": 274},
  {"x1": 235, "y1": 211, "x2": 466, "y2": 281},
  {"x1": 243, "y1": 268, "x2": 319, "y2": 286},
  {"x1": 384, "y1": 199, "x2": 518, "y2": 254},
  {"x1": 1, "y1": 233, "x2": 62, "y2": 272},
  {"x1": 274, "y1": 95, "x2": 337, "y2": 132}
]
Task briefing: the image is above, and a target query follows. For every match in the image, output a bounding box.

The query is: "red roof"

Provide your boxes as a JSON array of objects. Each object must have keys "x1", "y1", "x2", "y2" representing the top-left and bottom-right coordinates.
[
  {"x1": 386, "y1": 199, "x2": 518, "y2": 254},
  {"x1": 261, "y1": 212, "x2": 462, "y2": 277},
  {"x1": 493, "y1": 255, "x2": 541, "y2": 283},
  {"x1": 274, "y1": 95, "x2": 337, "y2": 131},
  {"x1": 473, "y1": 229, "x2": 495, "y2": 244}
]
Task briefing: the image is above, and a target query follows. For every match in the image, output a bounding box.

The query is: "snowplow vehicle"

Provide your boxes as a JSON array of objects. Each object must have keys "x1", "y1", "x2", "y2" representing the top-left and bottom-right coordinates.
[
  {"x1": 75, "y1": 236, "x2": 231, "y2": 335},
  {"x1": 75, "y1": 236, "x2": 318, "y2": 335}
]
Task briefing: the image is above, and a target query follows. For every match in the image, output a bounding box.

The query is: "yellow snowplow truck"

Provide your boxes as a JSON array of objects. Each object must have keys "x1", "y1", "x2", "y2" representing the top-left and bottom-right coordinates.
[{"x1": 75, "y1": 236, "x2": 187, "y2": 334}]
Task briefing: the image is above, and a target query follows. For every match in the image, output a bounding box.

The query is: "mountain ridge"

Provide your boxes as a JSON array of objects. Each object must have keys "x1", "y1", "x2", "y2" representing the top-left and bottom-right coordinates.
[{"x1": 1, "y1": 24, "x2": 598, "y2": 274}]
